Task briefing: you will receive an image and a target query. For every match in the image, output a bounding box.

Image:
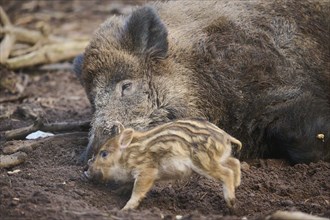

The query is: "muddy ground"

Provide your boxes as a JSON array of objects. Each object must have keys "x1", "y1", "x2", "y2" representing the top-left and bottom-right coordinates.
[{"x1": 0, "y1": 1, "x2": 329, "y2": 220}]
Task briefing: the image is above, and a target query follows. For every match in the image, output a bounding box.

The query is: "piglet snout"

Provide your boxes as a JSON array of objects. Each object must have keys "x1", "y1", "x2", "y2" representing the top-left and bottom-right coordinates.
[{"x1": 84, "y1": 170, "x2": 91, "y2": 179}]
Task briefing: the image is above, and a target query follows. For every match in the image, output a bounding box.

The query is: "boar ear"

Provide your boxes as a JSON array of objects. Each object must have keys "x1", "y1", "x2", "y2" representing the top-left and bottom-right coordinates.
[
  {"x1": 118, "y1": 128, "x2": 134, "y2": 149},
  {"x1": 124, "y1": 6, "x2": 168, "y2": 59},
  {"x1": 73, "y1": 54, "x2": 84, "y2": 78}
]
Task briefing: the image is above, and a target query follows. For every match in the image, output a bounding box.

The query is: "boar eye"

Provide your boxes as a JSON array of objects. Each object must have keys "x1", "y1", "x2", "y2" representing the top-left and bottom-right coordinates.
[
  {"x1": 99, "y1": 150, "x2": 108, "y2": 158},
  {"x1": 121, "y1": 81, "x2": 134, "y2": 96},
  {"x1": 122, "y1": 82, "x2": 132, "y2": 91}
]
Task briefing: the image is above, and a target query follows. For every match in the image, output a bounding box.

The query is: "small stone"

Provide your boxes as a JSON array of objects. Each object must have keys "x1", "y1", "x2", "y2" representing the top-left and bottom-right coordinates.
[
  {"x1": 10, "y1": 200, "x2": 19, "y2": 206},
  {"x1": 0, "y1": 152, "x2": 28, "y2": 168},
  {"x1": 7, "y1": 169, "x2": 21, "y2": 175},
  {"x1": 316, "y1": 133, "x2": 325, "y2": 142},
  {"x1": 281, "y1": 200, "x2": 294, "y2": 206}
]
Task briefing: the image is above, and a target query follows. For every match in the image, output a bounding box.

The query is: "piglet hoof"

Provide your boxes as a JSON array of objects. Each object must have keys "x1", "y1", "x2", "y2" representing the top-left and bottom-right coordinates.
[
  {"x1": 121, "y1": 205, "x2": 133, "y2": 211},
  {"x1": 235, "y1": 179, "x2": 241, "y2": 188},
  {"x1": 226, "y1": 198, "x2": 236, "y2": 210},
  {"x1": 225, "y1": 198, "x2": 237, "y2": 215},
  {"x1": 121, "y1": 201, "x2": 138, "y2": 211},
  {"x1": 228, "y1": 202, "x2": 238, "y2": 215}
]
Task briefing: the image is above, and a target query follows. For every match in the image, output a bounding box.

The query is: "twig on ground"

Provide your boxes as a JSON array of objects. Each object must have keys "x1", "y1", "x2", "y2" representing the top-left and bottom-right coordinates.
[
  {"x1": 62, "y1": 210, "x2": 109, "y2": 217},
  {"x1": 5, "y1": 41, "x2": 88, "y2": 69},
  {"x1": 0, "y1": 7, "x2": 16, "y2": 63},
  {"x1": 266, "y1": 210, "x2": 328, "y2": 220},
  {"x1": 4, "y1": 118, "x2": 43, "y2": 140},
  {"x1": 4, "y1": 118, "x2": 91, "y2": 141},
  {"x1": 0, "y1": 6, "x2": 88, "y2": 69},
  {"x1": 0, "y1": 94, "x2": 28, "y2": 103},
  {"x1": 0, "y1": 26, "x2": 65, "y2": 45},
  {"x1": 199, "y1": 192, "x2": 207, "y2": 200},
  {"x1": 10, "y1": 41, "x2": 42, "y2": 57},
  {"x1": 2, "y1": 140, "x2": 38, "y2": 154},
  {"x1": 2, "y1": 132, "x2": 88, "y2": 154},
  {"x1": 0, "y1": 151, "x2": 28, "y2": 168}
]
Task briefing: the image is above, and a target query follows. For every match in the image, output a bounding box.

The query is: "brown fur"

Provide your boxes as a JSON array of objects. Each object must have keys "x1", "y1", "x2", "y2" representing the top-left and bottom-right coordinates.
[
  {"x1": 85, "y1": 119, "x2": 242, "y2": 210},
  {"x1": 74, "y1": 0, "x2": 330, "y2": 164}
]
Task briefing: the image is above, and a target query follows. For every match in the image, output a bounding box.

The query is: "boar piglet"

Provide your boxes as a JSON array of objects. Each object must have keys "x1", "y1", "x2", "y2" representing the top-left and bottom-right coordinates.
[{"x1": 84, "y1": 119, "x2": 242, "y2": 210}]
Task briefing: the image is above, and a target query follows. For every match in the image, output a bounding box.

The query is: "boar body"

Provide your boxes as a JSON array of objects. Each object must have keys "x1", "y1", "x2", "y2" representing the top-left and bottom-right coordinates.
[
  {"x1": 85, "y1": 119, "x2": 242, "y2": 210},
  {"x1": 74, "y1": 0, "x2": 330, "y2": 164}
]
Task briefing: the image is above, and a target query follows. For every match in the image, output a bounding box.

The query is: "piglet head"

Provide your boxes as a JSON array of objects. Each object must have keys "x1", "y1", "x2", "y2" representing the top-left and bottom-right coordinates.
[{"x1": 84, "y1": 126, "x2": 134, "y2": 182}]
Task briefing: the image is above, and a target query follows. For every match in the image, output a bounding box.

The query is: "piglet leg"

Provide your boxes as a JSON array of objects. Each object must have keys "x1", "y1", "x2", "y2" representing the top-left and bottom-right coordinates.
[
  {"x1": 223, "y1": 157, "x2": 241, "y2": 188},
  {"x1": 121, "y1": 168, "x2": 158, "y2": 210},
  {"x1": 207, "y1": 163, "x2": 236, "y2": 209}
]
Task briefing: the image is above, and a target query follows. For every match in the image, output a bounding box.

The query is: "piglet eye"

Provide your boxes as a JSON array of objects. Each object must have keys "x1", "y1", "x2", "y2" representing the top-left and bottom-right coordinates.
[{"x1": 99, "y1": 150, "x2": 108, "y2": 158}]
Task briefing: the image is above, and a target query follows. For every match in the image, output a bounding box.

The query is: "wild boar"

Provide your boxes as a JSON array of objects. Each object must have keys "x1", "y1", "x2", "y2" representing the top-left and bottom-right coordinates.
[
  {"x1": 84, "y1": 119, "x2": 242, "y2": 210},
  {"x1": 74, "y1": 0, "x2": 330, "y2": 164}
]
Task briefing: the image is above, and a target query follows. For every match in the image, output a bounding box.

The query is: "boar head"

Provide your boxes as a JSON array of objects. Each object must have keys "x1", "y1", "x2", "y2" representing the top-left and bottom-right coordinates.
[{"x1": 74, "y1": 6, "x2": 200, "y2": 162}]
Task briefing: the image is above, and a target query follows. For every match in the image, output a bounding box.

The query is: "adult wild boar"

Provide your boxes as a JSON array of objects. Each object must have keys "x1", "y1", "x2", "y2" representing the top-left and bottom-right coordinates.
[{"x1": 74, "y1": 1, "x2": 330, "y2": 164}]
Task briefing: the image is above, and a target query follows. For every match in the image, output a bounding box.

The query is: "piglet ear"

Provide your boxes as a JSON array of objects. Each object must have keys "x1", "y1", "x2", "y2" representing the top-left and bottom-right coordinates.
[
  {"x1": 118, "y1": 128, "x2": 134, "y2": 149},
  {"x1": 117, "y1": 122, "x2": 125, "y2": 134},
  {"x1": 123, "y1": 6, "x2": 168, "y2": 59}
]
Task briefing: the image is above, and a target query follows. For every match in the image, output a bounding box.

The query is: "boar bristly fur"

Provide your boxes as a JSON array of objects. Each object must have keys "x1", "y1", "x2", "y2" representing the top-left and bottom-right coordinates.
[{"x1": 74, "y1": 1, "x2": 330, "y2": 164}]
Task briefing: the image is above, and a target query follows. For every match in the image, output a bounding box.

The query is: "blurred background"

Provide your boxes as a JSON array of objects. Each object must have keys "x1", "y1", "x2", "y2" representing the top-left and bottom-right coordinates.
[{"x1": 0, "y1": 0, "x2": 150, "y2": 38}]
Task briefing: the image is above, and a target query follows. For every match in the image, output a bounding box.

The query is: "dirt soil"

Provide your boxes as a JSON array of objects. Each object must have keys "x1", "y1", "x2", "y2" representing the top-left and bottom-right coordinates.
[{"x1": 0, "y1": 1, "x2": 329, "y2": 220}]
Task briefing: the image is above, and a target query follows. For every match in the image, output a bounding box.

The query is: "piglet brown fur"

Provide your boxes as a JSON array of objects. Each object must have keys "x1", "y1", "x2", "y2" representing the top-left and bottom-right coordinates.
[{"x1": 85, "y1": 119, "x2": 242, "y2": 210}]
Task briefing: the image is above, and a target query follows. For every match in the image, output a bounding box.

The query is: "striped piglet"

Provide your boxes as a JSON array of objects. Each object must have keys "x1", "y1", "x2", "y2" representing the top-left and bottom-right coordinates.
[{"x1": 84, "y1": 119, "x2": 242, "y2": 210}]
